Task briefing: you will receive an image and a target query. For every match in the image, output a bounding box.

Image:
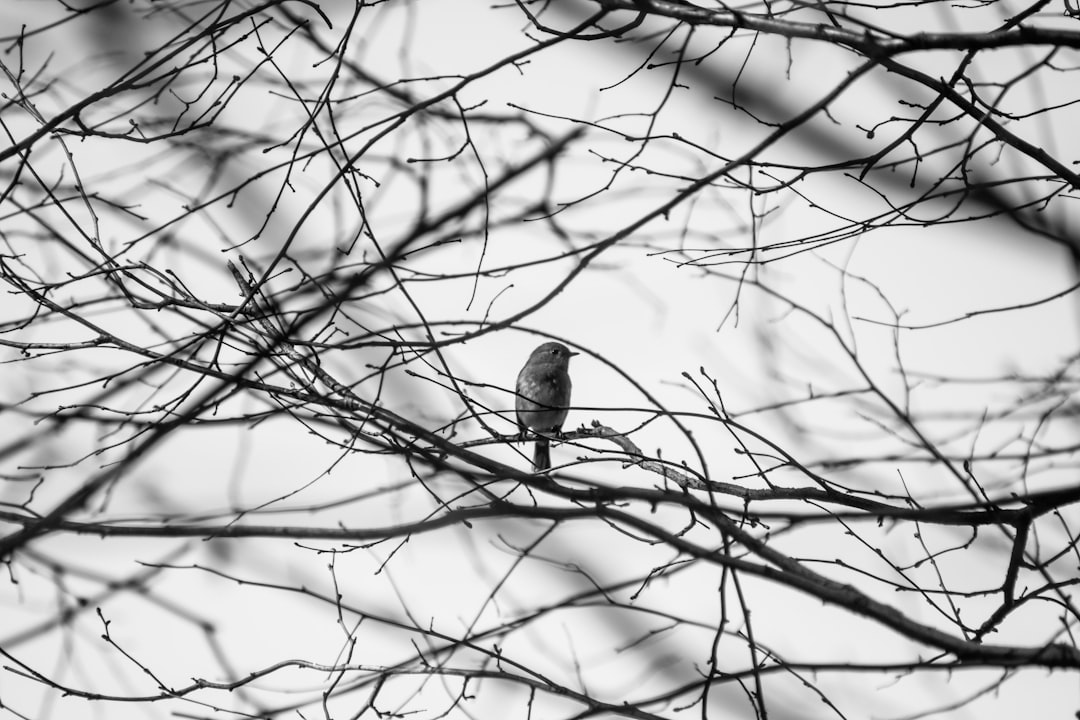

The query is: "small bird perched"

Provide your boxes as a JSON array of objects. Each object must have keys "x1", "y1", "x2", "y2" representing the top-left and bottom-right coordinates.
[{"x1": 515, "y1": 341, "x2": 577, "y2": 471}]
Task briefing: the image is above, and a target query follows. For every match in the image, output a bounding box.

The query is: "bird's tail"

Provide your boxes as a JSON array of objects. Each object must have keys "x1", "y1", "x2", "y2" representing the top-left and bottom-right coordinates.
[{"x1": 532, "y1": 438, "x2": 551, "y2": 471}]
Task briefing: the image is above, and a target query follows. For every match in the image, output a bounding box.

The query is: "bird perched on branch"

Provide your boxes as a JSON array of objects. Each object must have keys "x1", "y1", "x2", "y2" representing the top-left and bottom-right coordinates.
[{"x1": 515, "y1": 342, "x2": 577, "y2": 471}]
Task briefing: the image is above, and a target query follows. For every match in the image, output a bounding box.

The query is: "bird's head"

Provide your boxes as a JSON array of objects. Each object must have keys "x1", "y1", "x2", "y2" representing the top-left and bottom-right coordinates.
[{"x1": 527, "y1": 341, "x2": 578, "y2": 367}]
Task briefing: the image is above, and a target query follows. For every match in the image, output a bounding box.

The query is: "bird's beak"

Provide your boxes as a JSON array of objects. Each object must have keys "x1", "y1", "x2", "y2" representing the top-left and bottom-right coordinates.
[{"x1": 569, "y1": 351, "x2": 580, "y2": 357}]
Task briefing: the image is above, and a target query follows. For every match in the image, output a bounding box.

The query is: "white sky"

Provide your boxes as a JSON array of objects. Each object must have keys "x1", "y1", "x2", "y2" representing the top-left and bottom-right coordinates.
[{"x1": 2, "y1": 1, "x2": 1078, "y2": 718}]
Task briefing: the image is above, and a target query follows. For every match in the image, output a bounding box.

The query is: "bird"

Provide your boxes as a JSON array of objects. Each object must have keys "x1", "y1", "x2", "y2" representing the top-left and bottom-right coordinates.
[{"x1": 515, "y1": 341, "x2": 577, "y2": 471}]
